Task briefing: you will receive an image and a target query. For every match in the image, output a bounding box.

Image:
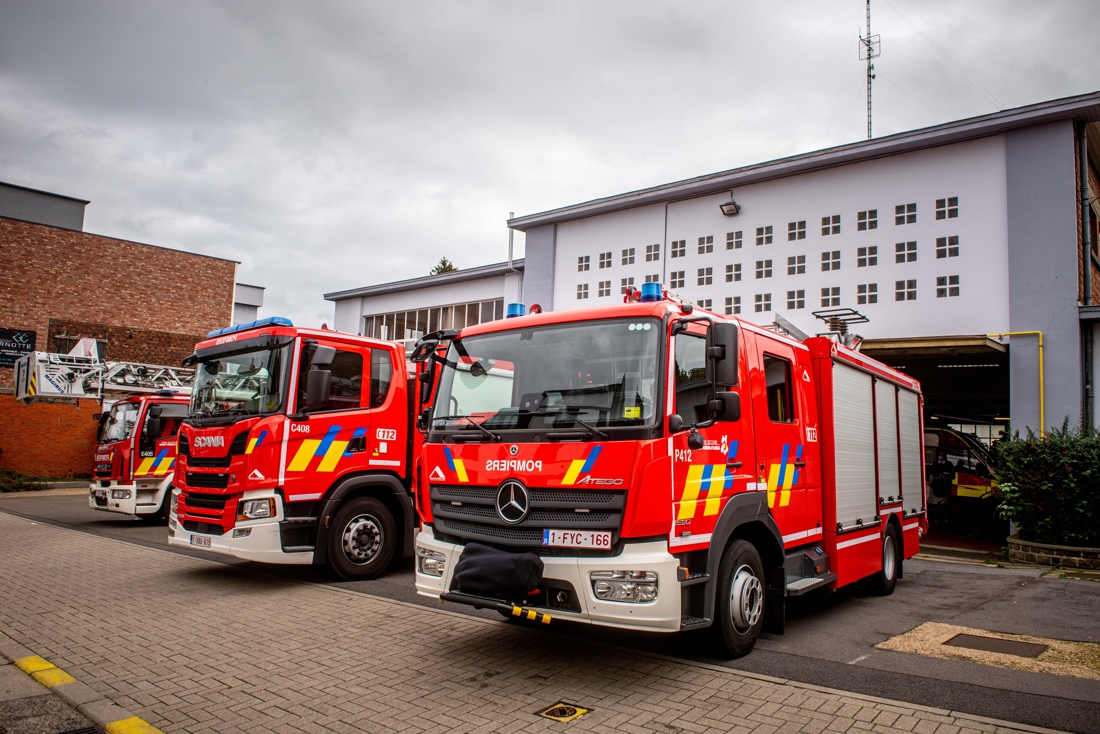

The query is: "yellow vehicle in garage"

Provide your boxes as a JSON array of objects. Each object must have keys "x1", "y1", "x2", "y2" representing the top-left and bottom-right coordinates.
[{"x1": 924, "y1": 426, "x2": 999, "y2": 499}]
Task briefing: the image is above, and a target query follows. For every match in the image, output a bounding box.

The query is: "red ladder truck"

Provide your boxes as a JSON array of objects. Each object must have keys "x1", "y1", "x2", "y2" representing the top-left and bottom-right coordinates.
[
  {"x1": 168, "y1": 317, "x2": 421, "y2": 580},
  {"x1": 411, "y1": 284, "x2": 926, "y2": 657}
]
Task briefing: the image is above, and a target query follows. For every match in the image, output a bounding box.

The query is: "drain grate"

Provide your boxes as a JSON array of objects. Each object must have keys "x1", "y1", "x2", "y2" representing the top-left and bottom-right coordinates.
[
  {"x1": 536, "y1": 702, "x2": 591, "y2": 723},
  {"x1": 944, "y1": 633, "x2": 1048, "y2": 658}
]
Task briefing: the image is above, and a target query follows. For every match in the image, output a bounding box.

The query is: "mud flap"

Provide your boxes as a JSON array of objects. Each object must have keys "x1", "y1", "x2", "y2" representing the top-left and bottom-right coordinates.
[{"x1": 764, "y1": 566, "x2": 785, "y2": 635}]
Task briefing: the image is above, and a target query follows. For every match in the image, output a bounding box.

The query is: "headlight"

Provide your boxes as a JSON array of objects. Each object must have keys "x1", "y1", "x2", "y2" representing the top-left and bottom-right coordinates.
[
  {"x1": 591, "y1": 570, "x2": 658, "y2": 603},
  {"x1": 170, "y1": 494, "x2": 178, "y2": 512},
  {"x1": 237, "y1": 498, "x2": 274, "y2": 521},
  {"x1": 111, "y1": 489, "x2": 132, "y2": 499},
  {"x1": 416, "y1": 547, "x2": 446, "y2": 577}
]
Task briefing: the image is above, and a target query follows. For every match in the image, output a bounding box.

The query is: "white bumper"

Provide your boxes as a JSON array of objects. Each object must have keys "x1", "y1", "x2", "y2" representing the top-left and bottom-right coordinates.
[
  {"x1": 89, "y1": 479, "x2": 169, "y2": 516},
  {"x1": 167, "y1": 491, "x2": 313, "y2": 565},
  {"x1": 415, "y1": 526, "x2": 681, "y2": 632}
]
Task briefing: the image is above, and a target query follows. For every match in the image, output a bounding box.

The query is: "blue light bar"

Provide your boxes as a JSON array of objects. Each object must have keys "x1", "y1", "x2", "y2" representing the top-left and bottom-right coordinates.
[
  {"x1": 506, "y1": 303, "x2": 525, "y2": 318},
  {"x1": 206, "y1": 316, "x2": 293, "y2": 339},
  {"x1": 640, "y1": 282, "x2": 663, "y2": 302}
]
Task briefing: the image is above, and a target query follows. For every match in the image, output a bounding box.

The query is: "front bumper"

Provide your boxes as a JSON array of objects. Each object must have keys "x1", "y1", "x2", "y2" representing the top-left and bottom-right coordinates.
[
  {"x1": 89, "y1": 480, "x2": 168, "y2": 516},
  {"x1": 168, "y1": 490, "x2": 313, "y2": 565},
  {"x1": 415, "y1": 526, "x2": 681, "y2": 632}
]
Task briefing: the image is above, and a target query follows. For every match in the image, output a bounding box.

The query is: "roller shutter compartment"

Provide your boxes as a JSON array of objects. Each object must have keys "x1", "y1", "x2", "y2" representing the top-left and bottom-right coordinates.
[
  {"x1": 831, "y1": 362, "x2": 878, "y2": 530},
  {"x1": 875, "y1": 379, "x2": 900, "y2": 504},
  {"x1": 898, "y1": 389, "x2": 922, "y2": 503}
]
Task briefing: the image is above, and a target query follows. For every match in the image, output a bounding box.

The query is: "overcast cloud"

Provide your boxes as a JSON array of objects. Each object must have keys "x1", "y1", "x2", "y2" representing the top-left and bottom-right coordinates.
[{"x1": 2, "y1": 1, "x2": 1098, "y2": 328}]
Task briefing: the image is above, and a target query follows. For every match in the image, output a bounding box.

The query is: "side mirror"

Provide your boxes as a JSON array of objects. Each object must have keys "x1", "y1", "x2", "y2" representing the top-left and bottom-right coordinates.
[
  {"x1": 417, "y1": 407, "x2": 432, "y2": 432},
  {"x1": 709, "y1": 391, "x2": 741, "y2": 421},
  {"x1": 410, "y1": 340, "x2": 437, "y2": 363},
  {"x1": 418, "y1": 369, "x2": 434, "y2": 406},
  {"x1": 310, "y1": 345, "x2": 336, "y2": 368},
  {"x1": 306, "y1": 369, "x2": 332, "y2": 410},
  {"x1": 144, "y1": 417, "x2": 164, "y2": 443},
  {"x1": 148, "y1": 404, "x2": 163, "y2": 418},
  {"x1": 668, "y1": 414, "x2": 685, "y2": 433},
  {"x1": 705, "y1": 322, "x2": 739, "y2": 388}
]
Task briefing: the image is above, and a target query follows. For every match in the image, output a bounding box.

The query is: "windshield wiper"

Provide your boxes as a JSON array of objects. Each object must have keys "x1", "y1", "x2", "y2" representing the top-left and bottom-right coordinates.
[
  {"x1": 523, "y1": 409, "x2": 609, "y2": 441},
  {"x1": 430, "y1": 414, "x2": 501, "y2": 442}
]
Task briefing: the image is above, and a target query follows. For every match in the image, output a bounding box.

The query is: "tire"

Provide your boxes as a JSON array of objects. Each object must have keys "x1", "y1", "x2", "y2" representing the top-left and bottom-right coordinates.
[
  {"x1": 327, "y1": 497, "x2": 397, "y2": 581},
  {"x1": 140, "y1": 486, "x2": 172, "y2": 523},
  {"x1": 873, "y1": 523, "x2": 900, "y2": 596},
  {"x1": 712, "y1": 539, "x2": 766, "y2": 658}
]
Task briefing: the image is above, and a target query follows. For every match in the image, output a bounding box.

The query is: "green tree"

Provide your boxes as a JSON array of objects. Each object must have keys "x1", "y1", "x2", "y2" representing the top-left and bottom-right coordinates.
[{"x1": 430, "y1": 257, "x2": 457, "y2": 275}]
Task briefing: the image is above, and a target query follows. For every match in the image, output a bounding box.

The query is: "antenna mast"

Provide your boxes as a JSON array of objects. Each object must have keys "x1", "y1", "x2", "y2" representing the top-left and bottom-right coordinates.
[{"x1": 859, "y1": 0, "x2": 881, "y2": 139}]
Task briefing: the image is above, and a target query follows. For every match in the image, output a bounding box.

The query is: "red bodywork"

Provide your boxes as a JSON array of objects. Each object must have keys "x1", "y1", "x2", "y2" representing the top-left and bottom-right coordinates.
[{"x1": 92, "y1": 395, "x2": 189, "y2": 486}]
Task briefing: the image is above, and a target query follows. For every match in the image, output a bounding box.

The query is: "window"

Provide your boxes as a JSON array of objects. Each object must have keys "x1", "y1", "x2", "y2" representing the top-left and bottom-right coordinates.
[
  {"x1": 644, "y1": 273, "x2": 660, "y2": 283},
  {"x1": 821, "y1": 250, "x2": 841, "y2": 271},
  {"x1": 577, "y1": 283, "x2": 589, "y2": 299},
  {"x1": 696, "y1": 299, "x2": 712, "y2": 309},
  {"x1": 895, "y1": 279, "x2": 917, "y2": 301},
  {"x1": 857, "y1": 246, "x2": 878, "y2": 267},
  {"x1": 670, "y1": 271, "x2": 685, "y2": 288},
  {"x1": 725, "y1": 296, "x2": 741, "y2": 315},
  {"x1": 756, "y1": 226, "x2": 773, "y2": 246},
  {"x1": 787, "y1": 290, "x2": 805, "y2": 309},
  {"x1": 598, "y1": 252, "x2": 611, "y2": 269},
  {"x1": 727, "y1": 231, "x2": 743, "y2": 250},
  {"x1": 697, "y1": 268, "x2": 713, "y2": 286},
  {"x1": 598, "y1": 281, "x2": 611, "y2": 297},
  {"x1": 937, "y1": 275, "x2": 960, "y2": 298},
  {"x1": 621, "y1": 277, "x2": 635, "y2": 294},
  {"x1": 895, "y1": 241, "x2": 917, "y2": 263},
  {"x1": 936, "y1": 235, "x2": 960, "y2": 258},
  {"x1": 674, "y1": 332, "x2": 710, "y2": 422},
  {"x1": 577, "y1": 255, "x2": 590, "y2": 272},
  {"x1": 763, "y1": 355, "x2": 795, "y2": 422},
  {"x1": 370, "y1": 350, "x2": 393, "y2": 408},
  {"x1": 365, "y1": 299, "x2": 504, "y2": 346},
  {"x1": 755, "y1": 260, "x2": 772, "y2": 279},
  {"x1": 726, "y1": 263, "x2": 741, "y2": 282},
  {"x1": 821, "y1": 215, "x2": 841, "y2": 236},
  {"x1": 788, "y1": 221, "x2": 806, "y2": 241},
  {"x1": 698, "y1": 235, "x2": 714, "y2": 254},
  {"x1": 895, "y1": 203, "x2": 917, "y2": 225},
  {"x1": 821, "y1": 287, "x2": 840, "y2": 307},
  {"x1": 671, "y1": 240, "x2": 686, "y2": 258},
  {"x1": 857, "y1": 209, "x2": 878, "y2": 231},
  {"x1": 754, "y1": 293, "x2": 772, "y2": 312},
  {"x1": 857, "y1": 283, "x2": 878, "y2": 304},
  {"x1": 787, "y1": 255, "x2": 806, "y2": 275},
  {"x1": 314, "y1": 350, "x2": 363, "y2": 411},
  {"x1": 646, "y1": 244, "x2": 660, "y2": 261},
  {"x1": 936, "y1": 197, "x2": 959, "y2": 219},
  {"x1": 622, "y1": 248, "x2": 635, "y2": 265}
]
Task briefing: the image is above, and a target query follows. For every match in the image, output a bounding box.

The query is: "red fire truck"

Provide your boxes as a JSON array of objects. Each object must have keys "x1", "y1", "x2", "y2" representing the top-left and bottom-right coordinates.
[
  {"x1": 411, "y1": 287, "x2": 926, "y2": 656},
  {"x1": 90, "y1": 393, "x2": 190, "y2": 519},
  {"x1": 168, "y1": 317, "x2": 420, "y2": 580}
]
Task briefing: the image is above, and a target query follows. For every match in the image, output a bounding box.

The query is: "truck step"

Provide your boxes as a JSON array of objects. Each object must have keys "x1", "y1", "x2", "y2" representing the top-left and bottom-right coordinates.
[
  {"x1": 785, "y1": 573, "x2": 838, "y2": 597},
  {"x1": 281, "y1": 517, "x2": 318, "y2": 524},
  {"x1": 281, "y1": 545, "x2": 315, "y2": 553},
  {"x1": 679, "y1": 573, "x2": 710, "y2": 587},
  {"x1": 680, "y1": 615, "x2": 711, "y2": 631}
]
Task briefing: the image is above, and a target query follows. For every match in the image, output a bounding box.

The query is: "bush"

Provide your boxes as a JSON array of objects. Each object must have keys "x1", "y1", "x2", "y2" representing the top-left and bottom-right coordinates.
[
  {"x1": 993, "y1": 421, "x2": 1100, "y2": 547},
  {"x1": 0, "y1": 469, "x2": 46, "y2": 493}
]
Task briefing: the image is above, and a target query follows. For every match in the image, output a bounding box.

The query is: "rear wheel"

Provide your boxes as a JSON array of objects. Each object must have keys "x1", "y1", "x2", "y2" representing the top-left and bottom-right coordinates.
[
  {"x1": 713, "y1": 539, "x2": 765, "y2": 658},
  {"x1": 327, "y1": 497, "x2": 396, "y2": 580},
  {"x1": 873, "y1": 524, "x2": 900, "y2": 595}
]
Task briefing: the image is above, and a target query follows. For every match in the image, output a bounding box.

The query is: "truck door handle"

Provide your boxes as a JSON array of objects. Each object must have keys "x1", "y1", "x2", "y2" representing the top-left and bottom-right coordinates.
[
  {"x1": 794, "y1": 460, "x2": 806, "y2": 467},
  {"x1": 346, "y1": 436, "x2": 367, "y2": 454},
  {"x1": 726, "y1": 461, "x2": 743, "y2": 468}
]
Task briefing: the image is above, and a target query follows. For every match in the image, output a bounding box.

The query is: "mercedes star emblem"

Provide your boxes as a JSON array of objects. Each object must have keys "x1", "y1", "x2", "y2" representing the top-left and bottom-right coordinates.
[
  {"x1": 509, "y1": 444, "x2": 519, "y2": 456},
  {"x1": 495, "y1": 480, "x2": 530, "y2": 525}
]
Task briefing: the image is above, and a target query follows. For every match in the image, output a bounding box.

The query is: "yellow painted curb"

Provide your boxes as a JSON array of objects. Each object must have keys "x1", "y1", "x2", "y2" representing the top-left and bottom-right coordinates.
[
  {"x1": 105, "y1": 716, "x2": 167, "y2": 734},
  {"x1": 32, "y1": 667, "x2": 77, "y2": 687},
  {"x1": 14, "y1": 655, "x2": 55, "y2": 674}
]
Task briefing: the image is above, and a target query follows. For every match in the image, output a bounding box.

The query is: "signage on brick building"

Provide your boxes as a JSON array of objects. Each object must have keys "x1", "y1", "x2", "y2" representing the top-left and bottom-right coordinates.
[{"x1": 0, "y1": 329, "x2": 36, "y2": 367}]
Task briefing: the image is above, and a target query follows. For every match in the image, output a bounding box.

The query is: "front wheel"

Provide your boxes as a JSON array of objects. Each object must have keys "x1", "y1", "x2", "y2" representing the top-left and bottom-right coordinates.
[
  {"x1": 712, "y1": 539, "x2": 765, "y2": 658},
  {"x1": 327, "y1": 497, "x2": 397, "y2": 581},
  {"x1": 873, "y1": 524, "x2": 900, "y2": 596},
  {"x1": 140, "y1": 486, "x2": 172, "y2": 523}
]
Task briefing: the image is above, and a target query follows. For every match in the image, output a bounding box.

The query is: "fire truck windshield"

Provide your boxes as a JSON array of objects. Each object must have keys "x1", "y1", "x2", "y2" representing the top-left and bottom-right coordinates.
[
  {"x1": 432, "y1": 318, "x2": 661, "y2": 433},
  {"x1": 99, "y1": 401, "x2": 139, "y2": 443},
  {"x1": 191, "y1": 345, "x2": 289, "y2": 418}
]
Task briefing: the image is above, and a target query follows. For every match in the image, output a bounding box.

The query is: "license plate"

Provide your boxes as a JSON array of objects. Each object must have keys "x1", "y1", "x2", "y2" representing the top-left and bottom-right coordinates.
[
  {"x1": 542, "y1": 529, "x2": 612, "y2": 549},
  {"x1": 190, "y1": 535, "x2": 212, "y2": 548}
]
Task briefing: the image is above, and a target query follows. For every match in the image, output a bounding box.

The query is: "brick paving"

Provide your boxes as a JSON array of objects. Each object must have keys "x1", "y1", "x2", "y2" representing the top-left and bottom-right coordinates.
[{"x1": 0, "y1": 512, "x2": 1061, "y2": 734}]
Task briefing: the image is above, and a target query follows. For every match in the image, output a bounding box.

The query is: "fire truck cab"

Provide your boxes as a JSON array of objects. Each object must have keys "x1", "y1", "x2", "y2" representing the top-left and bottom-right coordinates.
[
  {"x1": 412, "y1": 288, "x2": 926, "y2": 657},
  {"x1": 89, "y1": 393, "x2": 189, "y2": 520},
  {"x1": 169, "y1": 317, "x2": 419, "y2": 580}
]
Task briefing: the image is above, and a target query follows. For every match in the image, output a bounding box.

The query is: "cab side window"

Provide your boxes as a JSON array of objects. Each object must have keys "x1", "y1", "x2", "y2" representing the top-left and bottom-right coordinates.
[
  {"x1": 674, "y1": 332, "x2": 710, "y2": 422},
  {"x1": 370, "y1": 349, "x2": 393, "y2": 408},
  {"x1": 299, "y1": 349, "x2": 364, "y2": 411},
  {"x1": 763, "y1": 354, "x2": 795, "y2": 423}
]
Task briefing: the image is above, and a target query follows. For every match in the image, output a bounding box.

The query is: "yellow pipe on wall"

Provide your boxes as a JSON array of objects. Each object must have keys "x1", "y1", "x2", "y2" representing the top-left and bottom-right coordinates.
[{"x1": 987, "y1": 331, "x2": 1045, "y2": 438}]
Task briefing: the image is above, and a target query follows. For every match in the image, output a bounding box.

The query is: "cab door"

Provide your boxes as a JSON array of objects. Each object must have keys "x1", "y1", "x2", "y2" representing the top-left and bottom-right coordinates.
[
  {"x1": 669, "y1": 323, "x2": 754, "y2": 550},
  {"x1": 750, "y1": 336, "x2": 821, "y2": 546}
]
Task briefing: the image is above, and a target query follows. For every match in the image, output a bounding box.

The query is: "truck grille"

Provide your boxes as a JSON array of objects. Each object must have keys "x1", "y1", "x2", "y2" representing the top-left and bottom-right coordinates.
[
  {"x1": 186, "y1": 472, "x2": 229, "y2": 489},
  {"x1": 187, "y1": 456, "x2": 231, "y2": 468},
  {"x1": 183, "y1": 520, "x2": 225, "y2": 536},
  {"x1": 184, "y1": 492, "x2": 228, "y2": 510},
  {"x1": 430, "y1": 484, "x2": 625, "y2": 553}
]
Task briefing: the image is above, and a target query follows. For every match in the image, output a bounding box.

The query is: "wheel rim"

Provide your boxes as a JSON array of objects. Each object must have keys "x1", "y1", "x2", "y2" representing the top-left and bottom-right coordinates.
[
  {"x1": 883, "y1": 535, "x2": 896, "y2": 580},
  {"x1": 729, "y1": 564, "x2": 763, "y2": 632},
  {"x1": 341, "y1": 514, "x2": 383, "y2": 565}
]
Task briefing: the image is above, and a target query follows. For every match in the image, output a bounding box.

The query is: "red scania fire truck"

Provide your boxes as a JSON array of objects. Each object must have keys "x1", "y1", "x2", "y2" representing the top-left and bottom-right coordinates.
[
  {"x1": 168, "y1": 317, "x2": 420, "y2": 580},
  {"x1": 412, "y1": 286, "x2": 926, "y2": 656}
]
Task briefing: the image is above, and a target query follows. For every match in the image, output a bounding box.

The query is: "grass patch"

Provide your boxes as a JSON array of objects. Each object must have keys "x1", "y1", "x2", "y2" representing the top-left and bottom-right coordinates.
[{"x1": 0, "y1": 470, "x2": 89, "y2": 492}]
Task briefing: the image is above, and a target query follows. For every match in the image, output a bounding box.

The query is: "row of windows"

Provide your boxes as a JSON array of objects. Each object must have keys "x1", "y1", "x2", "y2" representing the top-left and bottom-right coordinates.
[
  {"x1": 363, "y1": 299, "x2": 505, "y2": 343},
  {"x1": 579, "y1": 245, "x2": 662, "y2": 271},
  {"x1": 695, "y1": 277, "x2": 962, "y2": 313}
]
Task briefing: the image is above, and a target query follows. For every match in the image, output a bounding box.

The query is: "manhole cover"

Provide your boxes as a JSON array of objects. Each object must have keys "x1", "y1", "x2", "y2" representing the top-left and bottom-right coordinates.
[
  {"x1": 944, "y1": 633, "x2": 1048, "y2": 658},
  {"x1": 536, "y1": 702, "x2": 591, "y2": 722}
]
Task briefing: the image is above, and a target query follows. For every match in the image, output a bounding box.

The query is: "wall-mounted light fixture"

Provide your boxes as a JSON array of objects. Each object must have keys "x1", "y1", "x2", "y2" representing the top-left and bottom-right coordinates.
[{"x1": 719, "y1": 199, "x2": 741, "y2": 216}]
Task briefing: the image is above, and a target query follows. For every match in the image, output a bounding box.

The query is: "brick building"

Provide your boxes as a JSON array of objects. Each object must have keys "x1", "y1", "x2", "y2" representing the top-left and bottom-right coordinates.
[{"x1": 0, "y1": 181, "x2": 239, "y2": 477}]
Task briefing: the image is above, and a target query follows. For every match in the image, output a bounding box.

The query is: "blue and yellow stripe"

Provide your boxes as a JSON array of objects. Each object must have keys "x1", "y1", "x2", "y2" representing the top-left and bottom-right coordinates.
[
  {"x1": 245, "y1": 430, "x2": 268, "y2": 455},
  {"x1": 561, "y1": 446, "x2": 602, "y2": 485},
  {"x1": 136, "y1": 448, "x2": 175, "y2": 477},
  {"x1": 766, "y1": 443, "x2": 801, "y2": 508},
  {"x1": 287, "y1": 425, "x2": 351, "y2": 473},
  {"x1": 443, "y1": 446, "x2": 469, "y2": 482}
]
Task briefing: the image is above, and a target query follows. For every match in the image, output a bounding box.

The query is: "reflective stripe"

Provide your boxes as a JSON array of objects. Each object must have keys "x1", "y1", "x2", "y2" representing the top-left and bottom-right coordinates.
[
  {"x1": 836, "y1": 532, "x2": 880, "y2": 549},
  {"x1": 781, "y1": 527, "x2": 823, "y2": 544}
]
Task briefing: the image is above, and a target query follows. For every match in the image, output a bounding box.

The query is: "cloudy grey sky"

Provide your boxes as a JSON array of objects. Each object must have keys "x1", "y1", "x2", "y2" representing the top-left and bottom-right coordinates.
[{"x1": 2, "y1": 1, "x2": 1098, "y2": 328}]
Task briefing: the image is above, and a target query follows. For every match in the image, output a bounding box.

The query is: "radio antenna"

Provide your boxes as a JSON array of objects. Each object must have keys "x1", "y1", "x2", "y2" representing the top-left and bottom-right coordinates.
[{"x1": 859, "y1": 0, "x2": 881, "y2": 139}]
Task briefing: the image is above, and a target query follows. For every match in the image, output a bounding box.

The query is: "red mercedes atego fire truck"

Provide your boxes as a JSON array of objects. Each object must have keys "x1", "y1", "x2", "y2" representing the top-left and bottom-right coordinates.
[
  {"x1": 168, "y1": 317, "x2": 420, "y2": 580},
  {"x1": 412, "y1": 285, "x2": 926, "y2": 657}
]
